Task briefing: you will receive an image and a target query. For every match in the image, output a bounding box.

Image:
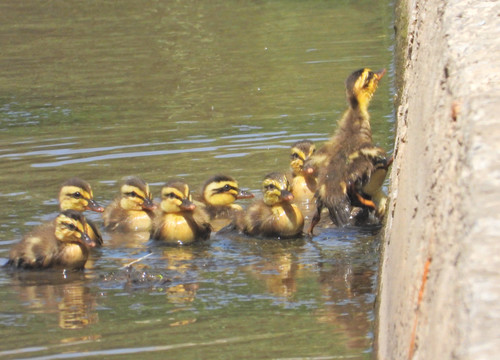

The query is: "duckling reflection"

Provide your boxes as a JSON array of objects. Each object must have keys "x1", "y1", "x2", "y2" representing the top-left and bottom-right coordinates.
[
  {"x1": 162, "y1": 246, "x2": 201, "y2": 304},
  {"x1": 246, "y1": 252, "x2": 299, "y2": 298},
  {"x1": 313, "y1": 240, "x2": 376, "y2": 350},
  {"x1": 9, "y1": 274, "x2": 98, "y2": 330}
]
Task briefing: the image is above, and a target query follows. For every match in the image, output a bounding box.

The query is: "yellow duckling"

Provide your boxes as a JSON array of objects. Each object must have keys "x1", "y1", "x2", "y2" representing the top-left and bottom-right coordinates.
[
  {"x1": 152, "y1": 180, "x2": 212, "y2": 245},
  {"x1": 197, "y1": 174, "x2": 254, "y2": 220},
  {"x1": 303, "y1": 68, "x2": 391, "y2": 233},
  {"x1": 58, "y1": 177, "x2": 104, "y2": 247},
  {"x1": 289, "y1": 140, "x2": 317, "y2": 203},
  {"x1": 102, "y1": 176, "x2": 157, "y2": 232},
  {"x1": 235, "y1": 172, "x2": 304, "y2": 238},
  {"x1": 6, "y1": 210, "x2": 95, "y2": 270}
]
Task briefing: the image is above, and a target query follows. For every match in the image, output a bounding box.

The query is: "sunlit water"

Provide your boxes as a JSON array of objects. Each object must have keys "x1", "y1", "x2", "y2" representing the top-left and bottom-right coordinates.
[{"x1": 0, "y1": 1, "x2": 394, "y2": 359}]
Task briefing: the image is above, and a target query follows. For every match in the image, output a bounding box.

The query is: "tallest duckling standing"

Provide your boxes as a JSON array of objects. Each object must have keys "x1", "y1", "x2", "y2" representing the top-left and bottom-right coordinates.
[{"x1": 304, "y1": 68, "x2": 392, "y2": 233}]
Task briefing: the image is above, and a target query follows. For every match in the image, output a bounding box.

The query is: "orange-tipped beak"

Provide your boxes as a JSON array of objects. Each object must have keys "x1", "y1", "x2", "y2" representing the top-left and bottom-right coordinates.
[
  {"x1": 236, "y1": 189, "x2": 254, "y2": 200},
  {"x1": 86, "y1": 199, "x2": 104, "y2": 213},
  {"x1": 142, "y1": 198, "x2": 157, "y2": 211},
  {"x1": 280, "y1": 190, "x2": 294, "y2": 202},
  {"x1": 375, "y1": 68, "x2": 386, "y2": 80},
  {"x1": 82, "y1": 232, "x2": 96, "y2": 248},
  {"x1": 180, "y1": 199, "x2": 196, "y2": 212}
]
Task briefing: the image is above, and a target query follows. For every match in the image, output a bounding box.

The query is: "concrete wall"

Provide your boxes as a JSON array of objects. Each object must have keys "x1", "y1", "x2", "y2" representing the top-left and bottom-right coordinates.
[{"x1": 377, "y1": 0, "x2": 500, "y2": 359}]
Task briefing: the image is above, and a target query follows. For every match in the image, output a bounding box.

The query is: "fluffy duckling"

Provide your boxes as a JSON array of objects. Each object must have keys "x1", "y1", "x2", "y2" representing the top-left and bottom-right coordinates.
[
  {"x1": 235, "y1": 172, "x2": 304, "y2": 238},
  {"x1": 197, "y1": 174, "x2": 254, "y2": 220},
  {"x1": 289, "y1": 140, "x2": 317, "y2": 203},
  {"x1": 59, "y1": 177, "x2": 104, "y2": 246},
  {"x1": 102, "y1": 176, "x2": 157, "y2": 233},
  {"x1": 6, "y1": 210, "x2": 95, "y2": 270},
  {"x1": 304, "y1": 68, "x2": 391, "y2": 233},
  {"x1": 152, "y1": 180, "x2": 212, "y2": 245}
]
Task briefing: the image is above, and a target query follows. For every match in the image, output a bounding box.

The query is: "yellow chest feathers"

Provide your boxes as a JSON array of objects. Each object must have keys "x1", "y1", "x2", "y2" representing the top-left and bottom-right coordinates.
[
  {"x1": 126, "y1": 210, "x2": 153, "y2": 232},
  {"x1": 291, "y1": 176, "x2": 316, "y2": 203},
  {"x1": 156, "y1": 213, "x2": 197, "y2": 245},
  {"x1": 270, "y1": 203, "x2": 304, "y2": 236},
  {"x1": 58, "y1": 243, "x2": 88, "y2": 268}
]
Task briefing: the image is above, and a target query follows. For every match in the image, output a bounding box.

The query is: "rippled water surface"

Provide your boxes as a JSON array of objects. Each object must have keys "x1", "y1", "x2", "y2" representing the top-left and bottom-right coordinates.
[{"x1": 0, "y1": 1, "x2": 394, "y2": 359}]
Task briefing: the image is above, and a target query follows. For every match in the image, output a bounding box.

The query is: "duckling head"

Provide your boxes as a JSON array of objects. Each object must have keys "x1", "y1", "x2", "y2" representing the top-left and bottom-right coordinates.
[
  {"x1": 119, "y1": 176, "x2": 157, "y2": 212},
  {"x1": 345, "y1": 68, "x2": 386, "y2": 110},
  {"x1": 290, "y1": 140, "x2": 316, "y2": 176},
  {"x1": 160, "y1": 181, "x2": 196, "y2": 214},
  {"x1": 59, "y1": 178, "x2": 104, "y2": 213},
  {"x1": 202, "y1": 175, "x2": 254, "y2": 206},
  {"x1": 262, "y1": 172, "x2": 294, "y2": 206},
  {"x1": 55, "y1": 210, "x2": 95, "y2": 248}
]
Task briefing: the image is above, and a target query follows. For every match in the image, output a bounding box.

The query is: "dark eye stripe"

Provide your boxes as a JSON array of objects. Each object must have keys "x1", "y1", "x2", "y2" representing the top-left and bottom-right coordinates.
[
  {"x1": 214, "y1": 185, "x2": 238, "y2": 194},
  {"x1": 164, "y1": 192, "x2": 183, "y2": 201}
]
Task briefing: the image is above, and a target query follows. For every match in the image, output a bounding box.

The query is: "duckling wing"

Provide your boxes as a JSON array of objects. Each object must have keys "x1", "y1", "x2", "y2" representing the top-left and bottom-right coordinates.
[
  {"x1": 346, "y1": 146, "x2": 389, "y2": 199},
  {"x1": 191, "y1": 208, "x2": 212, "y2": 241},
  {"x1": 7, "y1": 224, "x2": 59, "y2": 269},
  {"x1": 87, "y1": 219, "x2": 103, "y2": 246}
]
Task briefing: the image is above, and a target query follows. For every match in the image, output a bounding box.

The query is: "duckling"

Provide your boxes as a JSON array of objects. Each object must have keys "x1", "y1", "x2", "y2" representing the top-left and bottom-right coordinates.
[
  {"x1": 59, "y1": 177, "x2": 104, "y2": 247},
  {"x1": 102, "y1": 176, "x2": 157, "y2": 233},
  {"x1": 152, "y1": 180, "x2": 212, "y2": 245},
  {"x1": 6, "y1": 210, "x2": 95, "y2": 270},
  {"x1": 235, "y1": 172, "x2": 304, "y2": 238},
  {"x1": 197, "y1": 174, "x2": 254, "y2": 220},
  {"x1": 289, "y1": 140, "x2": 317, "y2": 203},
  {"x1": 304, "y1": 68, "x2": 391, "y2": 234}
]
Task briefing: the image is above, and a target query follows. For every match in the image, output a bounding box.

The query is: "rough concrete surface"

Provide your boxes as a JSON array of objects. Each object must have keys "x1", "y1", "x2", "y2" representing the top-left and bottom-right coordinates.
[{"x1": 377, "y1": 0, "x2": 500, "y2": 359}]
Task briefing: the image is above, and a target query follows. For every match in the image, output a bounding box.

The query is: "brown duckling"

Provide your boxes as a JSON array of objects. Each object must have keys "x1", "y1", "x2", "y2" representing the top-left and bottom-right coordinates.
[
  {"x1": 289, "y1": 140, "x2": 317, "y2": 203},
  {"x1": 303, "y1": 68, "x2": 391, "y2": 233},
  {"x1": 152, "y1": 180, "x2": 212, "y2": 245},
  {"x1": 197, "y1": 174, "x2": 254, "y2": 220},
  {"x1": 6, "y1": 210, "x2": 95, "y2": 270},
  {"x1": 235, "y1": 172, "x2": 304, "y2": 238},
  {"x1": 59, "y1": 177, "x2": 104, "y2": 246},
  {"x1": 102, "y1": 176, "x2": 157, "y2": 233}
]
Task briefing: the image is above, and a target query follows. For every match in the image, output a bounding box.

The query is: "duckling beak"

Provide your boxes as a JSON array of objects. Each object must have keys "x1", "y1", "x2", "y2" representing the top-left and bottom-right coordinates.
[
  {"x1": 81, "y1": 232, "x2": 96, "y2": 248},
  {"x1": 180, "y1": 199, "x2": 196, "y2": 211},
  {"x1": 374, "y1": 68, "x2": 386, "y2": 81},
  {"x1": 280, "y1": 189, "x2": 294, "y2": 202},
  {"x1": 142, "y1": 198, "x2": 157, "y2": 211},
  {"x1": 86, "y1": 199, "x2": 104, "y2": 213},
  {"x1": 236, "y1": 189, "x2": 254, "y2": 200}
]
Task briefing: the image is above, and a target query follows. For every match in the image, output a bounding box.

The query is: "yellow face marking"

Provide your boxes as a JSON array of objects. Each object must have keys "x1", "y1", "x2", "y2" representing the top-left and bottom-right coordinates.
[
  {"x1": 59, "y1": 185, "x2": 93, "y2": 211},
  {"x1": 161, "y1": 184, "x2": 191, "y2": 213},
  {"x1": 353, "y1": 68, "x2": 382, "y2": 109},
  {"x1": 204, "y1": 180, "x2": 239, "y2": 206},
  {"x1": 120, "y1": 184, "x2": 152, "y2": 211},
  {"x1": 262, "y1": 174, "x2": 291, "y2": 206},
  {"x1": 290, "y1": 143, "x2": 316, "y2": 175},
  {"x1": 54, "y1": 213, "x2": 87, "y2": 243}
]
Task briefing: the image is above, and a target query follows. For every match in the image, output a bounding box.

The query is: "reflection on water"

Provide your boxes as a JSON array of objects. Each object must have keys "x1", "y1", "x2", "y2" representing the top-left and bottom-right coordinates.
[{"x1": 0, "y1": 0, "x2": 394, "y2": 358}]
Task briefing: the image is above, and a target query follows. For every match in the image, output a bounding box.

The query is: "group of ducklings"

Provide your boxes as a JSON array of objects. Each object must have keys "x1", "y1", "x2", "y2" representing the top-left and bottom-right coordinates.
[{"x1": 5, "y1": 67, "x2": 391, "y2": 271}]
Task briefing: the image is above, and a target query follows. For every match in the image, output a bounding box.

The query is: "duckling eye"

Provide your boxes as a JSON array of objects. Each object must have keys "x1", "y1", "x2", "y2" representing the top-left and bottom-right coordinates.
[
  {"x1": 265, "y1": 184, "x2": 277, "y2": 191},
  {"x1": 71, "y1": 192, "x2": 82, "y2": 199},
  {"x1": 291, "y1": 153, "x2": 301, "y2": 160},
  {"x1": 164, "y1": 192, "x2": 176, "y2": 199},
  {"x1": 126, "y1": 191, "x2": 138, "y2": 198},
  {"x1": 65, "y1": 223, "x2": 77, "y2": 231},
  {"x1": 223, "y1": 184, "x2": 231, "y2": 191}
]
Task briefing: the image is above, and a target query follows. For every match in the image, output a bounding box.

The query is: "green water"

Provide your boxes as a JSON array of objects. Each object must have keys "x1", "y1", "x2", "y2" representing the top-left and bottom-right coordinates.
[{"x1": 0, "y1": 1, "x2": 394, "y2": 358}]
